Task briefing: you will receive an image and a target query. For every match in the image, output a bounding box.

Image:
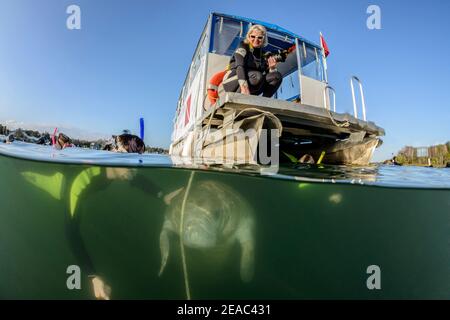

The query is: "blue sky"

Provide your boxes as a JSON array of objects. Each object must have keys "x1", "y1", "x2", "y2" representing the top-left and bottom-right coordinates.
[{"x1": 0, "y1": 0, "x2": 449, "y2": 161}]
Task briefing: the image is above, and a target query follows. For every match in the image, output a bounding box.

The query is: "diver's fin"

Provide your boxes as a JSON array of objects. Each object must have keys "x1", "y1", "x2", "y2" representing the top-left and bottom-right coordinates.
[
  {"x1": 282, "y1": 151, "x2": 300, "y2": 164},
  {"x1": 158, "y1": 229, "x2": 170, "y2": 277},
  {"x1": 21, "y1": 171, "x2": 65, "y2": 200},
  {"x1": 91, "y1": 276, "x2": 111, "y2": 300},
  {"x1": 69, "y1": 167, "x2": 102, "y2": 218}
]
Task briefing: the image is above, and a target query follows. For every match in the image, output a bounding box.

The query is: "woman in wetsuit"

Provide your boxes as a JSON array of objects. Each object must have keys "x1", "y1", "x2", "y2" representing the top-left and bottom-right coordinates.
[{"x1": 222, "y1": 24, "x2": 282, "y2": 98}]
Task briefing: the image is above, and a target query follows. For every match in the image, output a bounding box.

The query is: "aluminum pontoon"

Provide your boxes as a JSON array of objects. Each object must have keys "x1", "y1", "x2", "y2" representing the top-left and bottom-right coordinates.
[{"x1": 169, "y1": 13, "x2": 385, "y2": 165}]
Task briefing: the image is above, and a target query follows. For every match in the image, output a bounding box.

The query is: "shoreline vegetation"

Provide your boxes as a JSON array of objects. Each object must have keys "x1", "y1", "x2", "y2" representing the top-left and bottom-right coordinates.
[
  {"x1": 0, "y1": 123, "x2": 168, "y2": 155},
  {"x1": 384, "y1": 142, "x2": 450, "y2": 168},
  {"x1": 2, "y1": 123, "x2": 448, "y2": 165}
]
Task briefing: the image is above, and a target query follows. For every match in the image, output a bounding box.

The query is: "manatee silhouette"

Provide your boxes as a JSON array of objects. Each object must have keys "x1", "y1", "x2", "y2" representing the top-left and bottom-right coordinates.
[{"x1": 158, "y1": 180, "x2": 255, "y2": 282}]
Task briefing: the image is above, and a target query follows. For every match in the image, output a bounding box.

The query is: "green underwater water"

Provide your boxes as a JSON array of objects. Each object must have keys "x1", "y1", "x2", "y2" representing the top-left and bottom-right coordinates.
[{"x1": 0, "y1": 154, "x2": 450, "y2": 300}]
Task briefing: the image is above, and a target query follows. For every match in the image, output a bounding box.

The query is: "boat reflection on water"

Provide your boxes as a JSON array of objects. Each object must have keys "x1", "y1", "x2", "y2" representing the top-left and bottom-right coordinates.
[{"x1": 170, "y1": 154, "x2": 379, "y2": 184}]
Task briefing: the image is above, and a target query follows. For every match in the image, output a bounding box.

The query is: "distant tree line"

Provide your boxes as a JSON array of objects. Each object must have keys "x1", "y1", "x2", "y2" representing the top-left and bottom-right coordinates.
[
  {"x1": 145, "y1": 147, "x2": 168, "y2": 154},
  {"x1": 395, "y1": 142, "x2": 450, "y2": 167},
  {"x1": 0, "y1": 124, "x2": 9, "y2": 136},
  {"x1": 0, "y1": 123, "x2": 169, "y2": 155}
]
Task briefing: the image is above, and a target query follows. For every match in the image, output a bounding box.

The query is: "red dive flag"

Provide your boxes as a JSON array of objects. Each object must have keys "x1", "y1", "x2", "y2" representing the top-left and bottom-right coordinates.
[{"x1": 320, "y1": 33, "x2": 330, "y2": 57}]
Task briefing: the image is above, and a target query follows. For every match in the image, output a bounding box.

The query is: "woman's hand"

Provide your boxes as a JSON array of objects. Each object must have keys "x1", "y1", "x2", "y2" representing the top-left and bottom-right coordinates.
[
  {"x1": 240, "y1": 84, "x2": 250, "y2": 95},
  {"x1": 268, "y1": 56, "x2": 277, "y2": 70}
]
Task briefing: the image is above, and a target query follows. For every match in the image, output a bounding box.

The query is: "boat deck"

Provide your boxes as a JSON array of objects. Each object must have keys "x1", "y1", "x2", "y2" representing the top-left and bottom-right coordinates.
[{"x1": 201, "y1": 92, "x2": 385, "y2": 138}]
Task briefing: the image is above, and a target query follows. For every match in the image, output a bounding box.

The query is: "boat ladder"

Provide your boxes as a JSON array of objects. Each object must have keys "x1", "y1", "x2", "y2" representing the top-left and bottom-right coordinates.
[{"x1": 350, "y1": 76, "x2": 367, "y2": 121}]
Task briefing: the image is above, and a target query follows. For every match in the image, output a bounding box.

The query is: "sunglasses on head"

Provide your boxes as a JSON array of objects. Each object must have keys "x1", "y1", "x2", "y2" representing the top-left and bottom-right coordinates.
[{"x1": 250, "y1": 35, "x2": 264, "y2": 40}]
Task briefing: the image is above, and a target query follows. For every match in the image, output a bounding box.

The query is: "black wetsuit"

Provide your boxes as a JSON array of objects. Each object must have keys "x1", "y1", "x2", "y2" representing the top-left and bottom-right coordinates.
[
  {"x1": 16, "y1": 160, "x2": 163, "y2": 293},
  {"x1": 222, "y1": 41, "x2": 282, "y2": 98}
]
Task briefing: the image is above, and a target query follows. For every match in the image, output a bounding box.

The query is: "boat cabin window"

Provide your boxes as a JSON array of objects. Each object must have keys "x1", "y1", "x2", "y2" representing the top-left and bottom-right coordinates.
[
  {"x1": 275, "y1": 42, "x2": 325, "y2": 100},
  {"x1": 300, "y1": 44, "x2": 325, "y2": 82},
  {"x1": 210, "y1": 15, "x2": 326, "y2": 102},
  {"x1": 211, "y1": 17, "x2": 297, "y2": 59},
  {"x1": 276, "y1": 70, "x2": 301, "y2": 101},
  {"x1": 189, "y1": 32, "x2": 208, "y2": 85},
  {"x1": 176, "y1": 24, "x2": 210, "y2": 128},
  {"x1": 182, "y1": 29, "x2": 209, "y2": 100},
  {"x1": 211, "y1": 16, "x2": 244, "y2": 55}
]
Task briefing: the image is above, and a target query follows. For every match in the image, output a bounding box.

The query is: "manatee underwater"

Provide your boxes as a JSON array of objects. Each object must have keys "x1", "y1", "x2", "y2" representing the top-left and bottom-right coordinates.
[{"x1": 158, "y1": 180, "x2": 255, "y2": 282}]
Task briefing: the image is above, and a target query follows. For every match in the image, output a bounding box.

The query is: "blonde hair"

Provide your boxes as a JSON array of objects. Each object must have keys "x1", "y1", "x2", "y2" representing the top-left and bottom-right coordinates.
[{"x1": 244, "y1": 24, "x2": 268, "y2": 47}]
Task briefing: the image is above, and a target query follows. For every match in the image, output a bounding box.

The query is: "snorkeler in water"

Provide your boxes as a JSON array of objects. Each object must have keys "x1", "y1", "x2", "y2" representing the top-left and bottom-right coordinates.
[
  {"x1": 103, "y1": 133, "x2": 145, "y2": 154},
  {"x1": 54, "y1": 133, "x2": 74, "y2": 150},
  {"x1": 65, "y1": 166, "x2": 162, "y2": 299},
  {"x1": 19, "y1": 162, "x2": 163, "y2": 300}
]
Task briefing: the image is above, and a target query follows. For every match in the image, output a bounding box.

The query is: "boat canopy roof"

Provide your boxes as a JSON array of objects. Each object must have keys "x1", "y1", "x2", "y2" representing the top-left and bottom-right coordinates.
[{"x1": 212, "y1": 12, "x2": 322, "y2": 50}]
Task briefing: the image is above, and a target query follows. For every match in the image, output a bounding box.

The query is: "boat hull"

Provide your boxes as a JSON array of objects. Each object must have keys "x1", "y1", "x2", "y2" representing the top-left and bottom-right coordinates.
[{"x1": 170, "y1": 93, "x2": 384, "y2": 166}]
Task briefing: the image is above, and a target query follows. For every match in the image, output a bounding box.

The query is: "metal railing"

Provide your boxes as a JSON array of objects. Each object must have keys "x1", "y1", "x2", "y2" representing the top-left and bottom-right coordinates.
[
  {"x1": 295, "y1": 38, "x2": 303, "y2": 103},
  {"x1": 323, "y1": 85, "x2": 336, "y2": 112},
  {"x1": 350, "y1": 76, "x2": 367, "y2": 121}
]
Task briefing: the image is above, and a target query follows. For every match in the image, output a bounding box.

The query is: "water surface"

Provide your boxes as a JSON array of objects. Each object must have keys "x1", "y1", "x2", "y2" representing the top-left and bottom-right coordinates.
[{"x1": 0, "y1": 142, "x2": 449, "y2": 299}]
